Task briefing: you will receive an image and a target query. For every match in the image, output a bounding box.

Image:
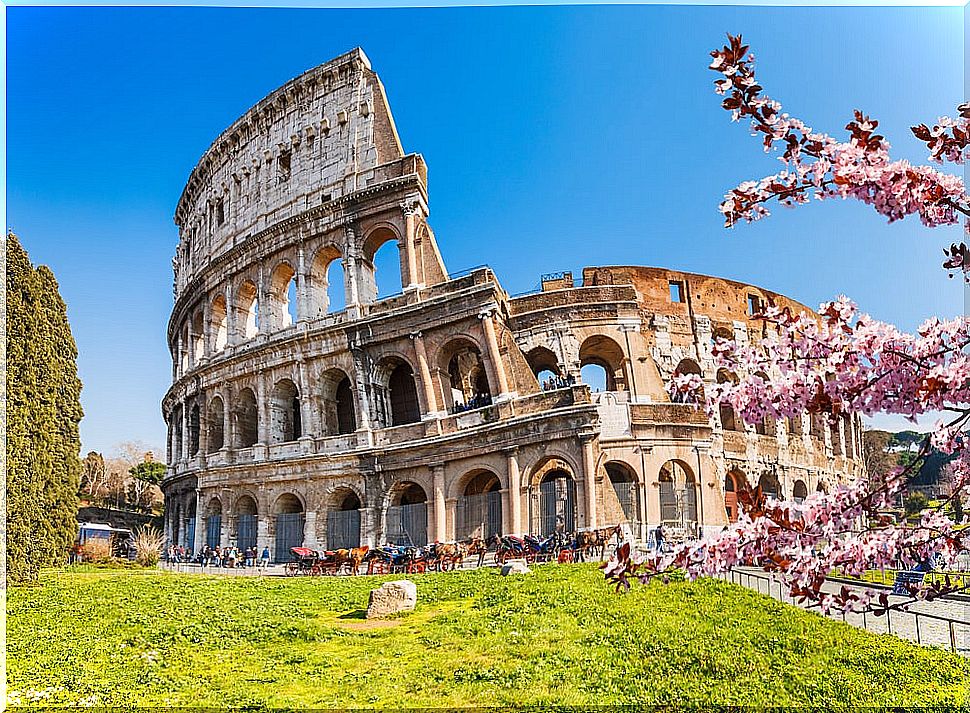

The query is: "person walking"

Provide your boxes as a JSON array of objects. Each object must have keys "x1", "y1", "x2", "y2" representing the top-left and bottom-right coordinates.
[
  {"x1": 654, "y1": 524, "x2": 666, "y2": 553},
  {"x1": 260, "y1": 546, "x2": 270, "y2": 568}
]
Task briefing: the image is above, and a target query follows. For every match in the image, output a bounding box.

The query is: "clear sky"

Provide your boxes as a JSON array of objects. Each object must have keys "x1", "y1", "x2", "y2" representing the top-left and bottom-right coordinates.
[{"x1": 6, "y1": 4, "x2": 965, "y2": 454}]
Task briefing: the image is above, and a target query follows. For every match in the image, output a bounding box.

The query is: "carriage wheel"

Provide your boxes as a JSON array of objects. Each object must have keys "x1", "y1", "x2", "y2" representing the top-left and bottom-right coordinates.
[
  {"x1": 558, "y1": 549, "x2": 573, "y2": 564},
  {"x1": 285, "y1": 563, "x2": 299, "y2": 576},
  {"x1": 525, "y1": 551, "x2": 537, "y2": 564},
  {"x1": 494, "y1": 550, "x2": 507, "y2": 565}
]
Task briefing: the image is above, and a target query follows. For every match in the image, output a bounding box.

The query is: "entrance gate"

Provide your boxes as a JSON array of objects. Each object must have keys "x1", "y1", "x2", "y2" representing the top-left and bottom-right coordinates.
[
  {"x1": 327, "y1": 509, "x2": 361, "y2": 549},
  {"x1": 205, "y1": 515, "x2": 221, "y2": 548},
  {"x1": 386, "y1": 502, "x2": 427, "y2": 546},
  {"x1": 538, "y1": 475, "x2": 575, "y2": 535},
  {"x1": 236, "y1": 514, "x2": 257, "y2": 550},
  {"x1": 274, "y1": 513, "x2": 305, "y2": 562},
  {"x1": 456, "y1": 491, "x2": 502, "y2": 539}
]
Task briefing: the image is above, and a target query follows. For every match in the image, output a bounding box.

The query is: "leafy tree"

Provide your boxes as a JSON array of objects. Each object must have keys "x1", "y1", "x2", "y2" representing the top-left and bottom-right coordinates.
[
  {"x1": 6, "y1": 232, "x2": 83, "y2": 582},
  {"x1": 129, "y1": 460, "x2": 167, "y2": 486},
  {"x1": 903, "y1": 491, "x2": 930, "y2": 516}
]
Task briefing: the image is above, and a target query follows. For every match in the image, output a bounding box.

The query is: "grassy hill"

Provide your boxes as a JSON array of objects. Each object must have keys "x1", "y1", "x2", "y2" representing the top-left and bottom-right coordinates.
[{"x1": 8, "y1": 564, "x2": 969, "y2": 708}]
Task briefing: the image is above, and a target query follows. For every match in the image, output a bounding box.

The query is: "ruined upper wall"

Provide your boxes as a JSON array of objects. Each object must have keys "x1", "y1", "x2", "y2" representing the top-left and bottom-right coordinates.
[{"x1": 172, "y1": 48, "x2": 406, "y2": 293}]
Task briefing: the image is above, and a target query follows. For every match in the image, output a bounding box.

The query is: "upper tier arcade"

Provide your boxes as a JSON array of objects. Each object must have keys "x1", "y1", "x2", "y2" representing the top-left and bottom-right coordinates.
[{"x1": 171, "y1": 48, "x2": 411, "y2": 299}]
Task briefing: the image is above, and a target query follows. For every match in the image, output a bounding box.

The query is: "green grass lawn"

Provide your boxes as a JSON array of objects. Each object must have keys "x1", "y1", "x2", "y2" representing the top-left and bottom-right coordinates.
[{"x1": 8, "y1": 563, "x2": 970, "y2": 708}]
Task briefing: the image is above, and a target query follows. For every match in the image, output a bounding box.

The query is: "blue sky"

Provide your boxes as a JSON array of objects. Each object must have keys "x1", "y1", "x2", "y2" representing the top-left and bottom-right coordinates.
[{"x1": 6, "y1": 4, "x2": 965, "y2": 454}]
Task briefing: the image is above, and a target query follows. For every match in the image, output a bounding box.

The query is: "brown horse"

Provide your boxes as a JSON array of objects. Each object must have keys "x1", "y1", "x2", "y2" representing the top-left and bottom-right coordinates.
[
  {"x1": 332, "y1": 545, "x2": 369, "y2": 574},
  {"x1": 573, "y1": 531, "x2": 597, "y2": 562},
  {"x1": 594, "y1": 525, "x2": 623, "y2": 560},
  {"x1": 435, "y1": 542, "x2": 464, "y2": 571},
  {"x1": 463, "y1": 536, "x2": 492, "y2": 568}
]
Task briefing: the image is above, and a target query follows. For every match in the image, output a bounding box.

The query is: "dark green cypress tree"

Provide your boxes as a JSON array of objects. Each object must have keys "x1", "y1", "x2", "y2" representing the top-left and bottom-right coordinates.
[{"x1": 6, "y1": 232, "x2": 83, "y2": 581}]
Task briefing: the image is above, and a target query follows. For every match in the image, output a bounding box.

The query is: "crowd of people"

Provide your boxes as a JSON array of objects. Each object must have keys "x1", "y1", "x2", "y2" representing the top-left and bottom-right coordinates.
[
  {"x1": 540, "y1": 373, "x2": 576, "y2": 391},
  {"x1": 165, "y1": 544, "x2": 272, "y2": 567},
  {"x1": 452, "y1": 392, "x2": 493, "y2": 413}
]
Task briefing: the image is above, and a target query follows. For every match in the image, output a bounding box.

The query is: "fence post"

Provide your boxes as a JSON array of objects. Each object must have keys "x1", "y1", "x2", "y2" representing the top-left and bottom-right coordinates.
[
  {"x1": 950, "y1": 621, "x2": 957, "y2": 653},
  {"x1": 916, "y1": 614, "x2": 921, "y2": 645}
]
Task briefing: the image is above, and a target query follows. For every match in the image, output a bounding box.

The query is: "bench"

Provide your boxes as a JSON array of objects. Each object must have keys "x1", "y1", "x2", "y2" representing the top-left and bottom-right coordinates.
[{"x1": 891, "y1": 570, "x2": 925, "y2": 595}]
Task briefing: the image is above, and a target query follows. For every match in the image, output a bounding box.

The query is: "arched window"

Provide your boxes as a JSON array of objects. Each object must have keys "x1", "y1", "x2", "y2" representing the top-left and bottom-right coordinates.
[
  {"x1": 672, "y1": 359, "x2": 703, "y2": 405},
  {"x1": 307, "y1": 246, "x2": 343, "y2": 318},
  {"x1": 207, "y1": 396, "x2": 225, "y2": 452},
  {"x1": 388, "y1": 362, "x2": 420, "y2": 426},
  {"x1": 191, "y1": 311, "x2": 205, "y2": 365},
  {"x1": 335, "y1": 377, "x2": 356, "y2": 434},
  {"x1": 362, "y1": 227, "x2": 403, "y2": 302},
  {"x1": 211, "y1": 295, "x2": 228, "y2": 352},
  {"x1": 171, "y1": 405, "x2": 183, "y2": 462},
  {"x1": 724, "y1": 469, "x2": 744, "y2": 523},
  {"x1": 270, "y1": 379, "x2": 301, "y2": 443},
  {"x1": 753, "y1": 372, "x2": 775, "y2": 436},
  {"x1": 758, "y1": 472, "x2": 782, "y2": 499},
  {"x1": 442, "y1": 340, "x2": 491, "y2": 411},
  {"x1": 716, "y1": 369, "x2": 739, "y2": 431},
  {"x1": 269, "y1": 262, "x2": 297, "y2": 330},
  {"x1": 235, "y1": 387, "x2": 259, "y2": 448},
  {"x1": 579, "y1": 335, "x2": 627, "y2": 392},
  {"x1": 793, "y1": 480, "x2": 808, "y2": 503},
  {"x1": 237, "y1": 280, "x2": 259, "y2": 340},
  {"x1": 526, "y1": 346, "x2": 564, "y2": 391}
]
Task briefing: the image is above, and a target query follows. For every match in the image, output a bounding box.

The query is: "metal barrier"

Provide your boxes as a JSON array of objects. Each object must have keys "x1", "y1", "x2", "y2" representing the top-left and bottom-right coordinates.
[{"x1": 720, "y1": 568, "x2": 968, "y2": 655}]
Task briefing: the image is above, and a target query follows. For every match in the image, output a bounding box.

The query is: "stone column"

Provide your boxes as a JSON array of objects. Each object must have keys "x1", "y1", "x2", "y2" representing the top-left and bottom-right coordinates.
[
  {"x1": 433, "y1": 465, "x2": 447, "y2": 542},
  {"x1": 351, "y1": 350, "x2": 372, "y2": 432},
  {"x1": 181, "y1": 401, "x2": 190, "y2": 465},
  {"x1": 193, "y1": 489, "x2": 204, "y2": 555},
  {"x1": 223, "y1": 382, "x2": 234, "y2": 453},
  {"x1": 256, "y1": 263, "x2": 268, "y2": 335},
  {"x1": 225, "y1": 284, "x2": 237, "y2": 347},
  {"x1": 581, "y1": 435, "x2": 598, "y2": 529},
  {"x1": 296, "y1": 244, "x2": 308, "y2": 323},
  {"x1": 479, "y1": 308, "x2": 511, "y2": 398},
  {"x1": 303, "y1": 511, "x2": 318, "y2": 548},
  {"x1": 297, "y1": 360, "x2": 315, "y2": 444},
  {"x1": 506, "y1": 447, "x2": 522, "y2": 534},
  {"x1": 401, "y1": 198, "x2": 420, "y2": 290},
  {"x1": 255, "y1": 371, "x2": 269, "y2": 457},
  {"x1": 256, "y1": 516, "x2": 270, "y2": 554},
  {"x1": 410, "y1": 331, "x2": 439, "y2": 417}
]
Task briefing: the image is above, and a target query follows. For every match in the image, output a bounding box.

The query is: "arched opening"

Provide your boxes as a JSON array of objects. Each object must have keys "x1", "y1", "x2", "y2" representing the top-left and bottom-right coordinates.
[
  {"x1": 362, "y1": 227, "x2": 404, "y2": 302},
  {"x1": 456, "y1": 470, "x2": 502, "y2": 540},
  {"x1": 235, "y1": 387, "x2": 259, "y2": 448},
  {"x1": 387, "y1": 482, "x2": 428, "y2": 546},
  {"x1": 268, "y1": 262, "x2": 297, "y2": 330},
  {"x1": 191, "y1": 311, "x2": 205, "y2": 365},
  {"x1": 375, "y1": 359, "x2": 420, "y2": 427},
  {"x1": 270, "y1": 379, "x2": 301, "y2": 443},
  {"x1": 658, "y1": 460, "x2": 695, "y2": 526},
  {"x1": 188, "y1": 403, "x2": 200, "y2": 456},
  {"x1": 716, "y1": 369, "x2": 739, "y2": 431},
  {"x1": 526, "y1": 347, "x2": 566, "y2": 391},
  {"x1": 185, "y1": 499, "x2": 197, "y2": 552},
  {"x1": 443, "y1": 340, "x2": 491, "y2": 412},
  {"x1": 758, "y1": 472, "x2": 782, "y2": 500},
  {"x1": 237, "y1": 280, "x2": 259, "y2": 340},
  {"x1": 753, "y1": 372, "x2": 776, "y2": 436},
  {"x1": 205, "y1": 498, "x2": 223, "y2": 548},
  {"x1": 830, "y1": 419, "x2": 844, "y2": 455},
  {"x1": 724, "y1": 469, "x2": 744, "y2": 523},
  {"x1": 537, "y1": 469, "x2": 576, "y2": 535},
  {"x1": 171, "y1": 405, "x2": 183, "y2": 462},
  {"x1": 671, "y1": 359, "x2": 703, "y2": 404},
  {"x1": 274, "y1": 494, "x2": 305, "y2": 562},
  {"x1": 579, "y1": 335, "x2": 627, "y2": 392},
  {"x1": 810, "y1": 413, "x2": 825, "y2": 442},
  {"x1": 234, "y1": 495, "x2": 258, "y2": 550},
  {"x1": 211, "y1": 295, "x2": 228, "y2": 352},
  {"x1": 307, "y1": 246, "x2": 343, "y2": 318},
  {"x1": 207, "y1": 396, "x2": 225, "y2": 452},
  {"x1": 793, "y1": 479, "x2": 808, "y2": 504},
  {"x1": 605, "y1": 462, "x2": 639, "y2": 524},
  {"x1": 787, "y1": 414, "x2": 803, "y2": 440},
  {"x1": 327, "y1": 489, "x2": 361, "y2": 549},
  {"x1": 179, "y1": 324, "x2": 190, "y2": 375},
  {"x1": 336, "y1": 376, "x2": 357, "y2": 434}
]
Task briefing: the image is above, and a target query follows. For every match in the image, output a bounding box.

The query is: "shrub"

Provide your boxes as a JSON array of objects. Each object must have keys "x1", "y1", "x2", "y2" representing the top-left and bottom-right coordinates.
[
  {"x1": 79, "y1": 539, "x2": 112, "y2": 564},
  {"x1": 133, "y1": 526, "x2": 164, "y2": 567}
]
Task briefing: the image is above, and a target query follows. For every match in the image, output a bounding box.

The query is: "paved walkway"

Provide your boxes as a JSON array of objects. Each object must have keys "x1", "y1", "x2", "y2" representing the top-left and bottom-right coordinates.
[{"x1": 727, "y1": 568, "x2": 969, "y2": 656}]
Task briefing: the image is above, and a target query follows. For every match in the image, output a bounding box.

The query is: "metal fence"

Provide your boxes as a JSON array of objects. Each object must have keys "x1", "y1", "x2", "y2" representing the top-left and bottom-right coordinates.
[
  {"x1": 386, "y1": 502, "x2": 427, "y2": 546},
  {"x1": 537, "y1": 478, "x2": 576, "y2": 535},
  {"x1": 274, "y1": 513, "x2": 305, "y2": 562},
  {"x1": 205, "y1": 516, "x2": 221, "y2": 548},
  {"x1": 327, "y1": 509, "x2": 361, "y2": 549},
  {"x1": 721, "y1": 568, "x2": 969, "y2": 655},
  {"x1": 236, "y1": 515, "x2": 257, "y2": 550},
  {"x1": 456, "y1": 491, "x2": 502, "y2": 540}
]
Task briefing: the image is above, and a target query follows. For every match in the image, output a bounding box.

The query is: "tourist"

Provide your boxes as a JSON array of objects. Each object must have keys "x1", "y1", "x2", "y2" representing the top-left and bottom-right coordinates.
[
  {"x1": 654, "y1": 524, "x2": 666, "y2": 553},
  {"x1": 260, "y1": 546, "x2": 270, "y2": 567}
]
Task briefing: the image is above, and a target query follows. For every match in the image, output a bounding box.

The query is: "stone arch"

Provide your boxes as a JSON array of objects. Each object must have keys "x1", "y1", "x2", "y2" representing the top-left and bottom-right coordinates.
[
  {"x1": 534, "y1": 465, "x2": 577, "y2": 535},
  {"x1": 207, "y1": 395, "x2": 225, "y2": 452},
  {"x1": 236, "y1": 280, "x2": 259, "y2": 340},
  {"x1": 211, "y1": 294, "x2": 228, "y2": 352},
  {"x1": 526, "y1": 346, "x2": 561, "y2": 386},
  {"x1": 724, "y1": 468, "x2": 745, "y2": 523},
  {"x1": 579, "y1": 334, "x2": 627, "y2": 392},
  {"x1": 793, "y1": 479, "x2": 808, "y2": 503},
  {"x1": 455, "y1": 468, "x2": 503, "y2": 540},
  {"x1": 438, "y1": 337, "x2": 491, "y2": 410},
  {"x1": 605, "y1": 461, "x2": 639, "y2": 524},
  {"x1": 273, "y1": 493, "x2": 305, "y2": 562},
  {"x1": 270, "y1": 378, "x2": 301, "y2": 443},
  {"x1": 320, "y1": 368, "x2": 357, "y2": 435},
  {"x1": 752, "y1": 371, "x2": 776, "y2": 436},
  {"x1": 170, "y1": 404, "x2": 184, "y2": 462},
  {"x1": 386, "y1": 481, "x2": 428, "y2": 546},
  {"x1": 361, "y1": 225, "x2": 404, "y2": 303},
  {"x1": 233, "y1": 494, "x2": 259, "y2": 550},
  {"x1": 373, "y1": 356, "x2": 421, "y2": 428},
  {"x1": 671, "y1": 358, "x2": 703, "y2": 404},
  {"x1": 307, "y1": 244, "x2": 343, "y2": 318},
  {"x1": 234, "y1": 387, "x2": 259, "y2": 448},
  {"x1": 716, "y1": 369, "x2": 739, "y2": 431},
  {"x1": 268, "y1": 261, "x2": 297, "y2": 330},
  {"x1": 204, "y1": 497, "x2": 223, "y2": 548},
  {"x1": 758, "y1": 471, "x2": 783, "y2": 499},
  {"x1": 325, "y1": 486, "x2": 362, "y2": 549},
  {"x1": 188, "y1": 402, "x2": 201, "y2": 456},
  {"x1": 658, "y1": 459, "x2": 695, "y2": 525},
  {"x1": 191, "y1": 310, "x2": 205, "y2": 365}
]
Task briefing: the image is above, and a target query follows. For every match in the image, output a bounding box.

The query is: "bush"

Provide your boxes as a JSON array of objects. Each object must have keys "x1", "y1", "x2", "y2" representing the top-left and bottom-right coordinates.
[
  {"x1": 133, "y1": 526, "x2": 163, "y2": 567},
  {"x1": 79, "y1": 539, "x2": 112, "y2": 564}
]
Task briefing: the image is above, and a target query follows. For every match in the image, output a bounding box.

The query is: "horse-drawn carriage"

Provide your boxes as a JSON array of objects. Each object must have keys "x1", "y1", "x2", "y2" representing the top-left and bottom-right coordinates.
[{"x1": 284, "y1": 546, "x2": 369, "y2": 576}]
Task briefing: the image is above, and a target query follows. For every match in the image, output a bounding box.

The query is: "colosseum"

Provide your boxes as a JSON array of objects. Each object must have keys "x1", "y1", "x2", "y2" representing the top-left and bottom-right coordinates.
[{"x1": 161, "y1": 48, "x2": 865, "y2": 561}]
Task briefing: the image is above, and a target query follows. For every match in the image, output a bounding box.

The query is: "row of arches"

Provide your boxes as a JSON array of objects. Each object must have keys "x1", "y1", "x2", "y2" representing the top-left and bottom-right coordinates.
[
  {"x1": 175, "y1": 228, "x2": 413, "y2": 377},
  {"x1": 723, "y1": 469, "x2": 820, "y2": 522}
]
